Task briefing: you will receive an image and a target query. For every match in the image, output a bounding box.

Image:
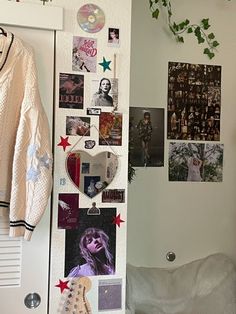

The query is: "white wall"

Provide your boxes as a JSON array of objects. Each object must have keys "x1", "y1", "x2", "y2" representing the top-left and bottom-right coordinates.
[{"x1": 128, "y1": 0, "x2": 236, "y2": 268}]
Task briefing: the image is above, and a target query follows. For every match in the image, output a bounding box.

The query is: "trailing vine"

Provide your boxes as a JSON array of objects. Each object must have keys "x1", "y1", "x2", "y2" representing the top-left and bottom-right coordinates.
[{"x1": 149, "y1": 0, "x2": 221, "y2": 59}]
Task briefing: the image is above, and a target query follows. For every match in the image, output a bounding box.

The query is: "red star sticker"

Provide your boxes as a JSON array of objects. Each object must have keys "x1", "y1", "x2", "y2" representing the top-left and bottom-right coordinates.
[
  {"x1": 57, "y1": 136, "x2": 71, "y2": 151},
  {"x1": 112, "y1": 213, "x2": 125, "y2": 227},
  {"x1": 55, "y1": 279, "x2": 70, "y2": 293}
]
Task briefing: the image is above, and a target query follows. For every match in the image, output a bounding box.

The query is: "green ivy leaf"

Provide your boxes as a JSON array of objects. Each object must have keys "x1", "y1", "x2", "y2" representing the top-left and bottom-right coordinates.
[
  {"x1": 177, "y1": 36, "x2": 184, "y2": 43},
  {"x1": 149, "y1": 0, "x2": 153, "y2": 8},
  {"x1": 204, "y1": 48, "x2": 210, "y2": 54},
  {"x1": 179, "y1": 21, "x2": 186, "y2": 30},
  {"x1": 187, "y1": 27, "x2": 193, "y2": 33},
  {"x1": 185, "y1": 19, "x2": 190, "y2": 26},
  {"x1": 198, "y1": 37, "x2": 205, "y2": 44},
  {"x1": 204, "y1": 48, "x2": 214, "y2": 59},
  {"x1": 168, "y1": 9, "x2": 172, "y2": 17},
  {"x1": 173, "y1": 22, "x2": 179, "y2": 31},
  {"x1": 208, "y1": 52, "x2": 215, "y2": 59},
  {"x1": 162, "y1": 0, "x2": 167, "y2": 6},
  {"x1": 208, "y1": 33, "x2": 215, "y2": 40},
  {"x1": 212, "y1": 40, "x2": 219, "y2": 47},
  {"x1": 152, "y1": 8, "x2": 160, "y2": 19},
  {"x1": 194, "y1": 26, "x2": 201, "y2": 36},
  {"x1": 201, "y1": 18, "x2": 210, "y2": 30}
]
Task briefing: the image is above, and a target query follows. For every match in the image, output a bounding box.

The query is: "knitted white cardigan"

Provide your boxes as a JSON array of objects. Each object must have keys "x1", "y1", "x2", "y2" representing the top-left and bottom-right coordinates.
[{"x1": 0, "y1": 31, "x2": 52, "y2": 241}]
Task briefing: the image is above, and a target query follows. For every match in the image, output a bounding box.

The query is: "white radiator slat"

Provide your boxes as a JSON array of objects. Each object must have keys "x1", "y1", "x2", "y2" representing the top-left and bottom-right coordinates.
[
  {"x1": 0, "y1": 217, "x2": 22, "y2": 287},
  {"x1": 0, "y1": 260, "x2": 20, "y2": 267},
  {"x1": 0, "y1": 266, "x2": 21, "y2": 272}
]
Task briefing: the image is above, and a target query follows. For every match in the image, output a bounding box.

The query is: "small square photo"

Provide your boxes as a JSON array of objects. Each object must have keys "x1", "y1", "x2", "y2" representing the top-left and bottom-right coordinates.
[{"x1": 108, "y1": 28, "x2": 120, "y2": 47}]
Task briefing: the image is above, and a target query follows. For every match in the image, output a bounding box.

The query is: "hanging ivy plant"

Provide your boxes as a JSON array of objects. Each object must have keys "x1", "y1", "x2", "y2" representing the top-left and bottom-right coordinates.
[{"x1": 149, "y1": 0, "x2": 221, "y2": 59}]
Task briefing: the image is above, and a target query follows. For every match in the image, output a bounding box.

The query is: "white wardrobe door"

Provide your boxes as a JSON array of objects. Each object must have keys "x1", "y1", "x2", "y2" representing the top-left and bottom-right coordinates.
[{"x1": 0, "y1": 26, "x2": 54, "y2": 314}]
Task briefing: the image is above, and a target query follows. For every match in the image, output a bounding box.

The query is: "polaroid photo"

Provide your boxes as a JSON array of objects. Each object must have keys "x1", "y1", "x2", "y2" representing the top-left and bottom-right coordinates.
[{"x1": 108, "y1": 28, "x2": 120, "y2": 47}]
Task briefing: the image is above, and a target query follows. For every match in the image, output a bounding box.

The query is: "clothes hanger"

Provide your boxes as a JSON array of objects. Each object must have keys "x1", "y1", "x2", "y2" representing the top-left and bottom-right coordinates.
[
  {"x1": 0, "y1": 27, "x2": 7, "y2": 54},
  {"x1": 0, "y1": 27, "x2": 7, "y2": 37}
]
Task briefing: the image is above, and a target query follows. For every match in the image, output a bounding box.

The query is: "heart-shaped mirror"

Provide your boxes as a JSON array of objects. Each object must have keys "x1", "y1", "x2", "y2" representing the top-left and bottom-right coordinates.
[{"x1": 66, "y1": 150, "x2": 118, "y2": 198}]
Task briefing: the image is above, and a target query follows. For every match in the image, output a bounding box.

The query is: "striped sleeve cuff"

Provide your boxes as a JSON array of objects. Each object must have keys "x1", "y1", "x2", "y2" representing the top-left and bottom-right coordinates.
[
  {"x1": 0, "y1": 201, "x2": 10, "y2": 208},
  {"x1": 9, "y1": 220, "x2": 35, "y2": 241}
]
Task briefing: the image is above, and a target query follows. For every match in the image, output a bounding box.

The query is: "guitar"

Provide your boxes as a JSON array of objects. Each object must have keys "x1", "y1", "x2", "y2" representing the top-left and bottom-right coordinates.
[{"x1": 59, "y1": 277, "x2": 92, "y2": 314}]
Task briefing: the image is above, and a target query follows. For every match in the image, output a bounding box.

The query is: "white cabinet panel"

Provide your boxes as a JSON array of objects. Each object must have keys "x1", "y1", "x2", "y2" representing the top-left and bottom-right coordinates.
[{"x1": 0, "y1": 26, "x2": 54, "y2": 314}]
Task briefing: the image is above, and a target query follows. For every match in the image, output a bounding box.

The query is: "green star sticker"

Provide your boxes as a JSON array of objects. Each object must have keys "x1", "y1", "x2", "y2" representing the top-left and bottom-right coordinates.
[{"x1": 99, "y1": 57, "x2": 111, "y2": 72}]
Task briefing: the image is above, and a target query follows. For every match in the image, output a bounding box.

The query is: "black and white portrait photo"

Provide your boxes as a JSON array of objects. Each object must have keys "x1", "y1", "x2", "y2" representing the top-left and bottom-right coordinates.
[{"x1": 91, "y1": 78, "x2": 118, "y2": 109}]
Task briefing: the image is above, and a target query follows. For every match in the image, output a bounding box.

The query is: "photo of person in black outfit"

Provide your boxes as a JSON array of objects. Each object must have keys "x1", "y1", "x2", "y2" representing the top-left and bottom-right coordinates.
[
  {"x1": 137, "y1": 112, "x2": 153, "y2": 166},
  {"x1": 129, "y1": 107, "x2": 164, "y2": 167}
]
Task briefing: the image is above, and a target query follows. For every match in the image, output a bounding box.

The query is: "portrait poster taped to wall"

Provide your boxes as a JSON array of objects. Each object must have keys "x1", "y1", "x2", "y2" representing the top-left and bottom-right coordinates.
[
  {"x1": 167, "y1": 61, "x2": 221, "y2": 141},
  {"x1": 59, "y1": 73, "x2": 84, "y2": 109},
  {"x1": 90, "y1": 78, "x2": 118, "y2": 109},
  {"x1": 72, "y1": 36, "x2": 97, "y2": 73},
  {"x1": 64, "y1": 207, "x2": 116, "y2": 278},
  {"x1": 129, "y1": 107, "x2": 164, "y2": 167},
  {"x1": 169, "y1": 142, "x2": 224, "y2": 182}
]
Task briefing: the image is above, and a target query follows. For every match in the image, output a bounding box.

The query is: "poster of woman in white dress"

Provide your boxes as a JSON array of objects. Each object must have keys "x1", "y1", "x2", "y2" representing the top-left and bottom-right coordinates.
[{"x1": 169, "y1": 142, "x2": 224, "y2": 182}]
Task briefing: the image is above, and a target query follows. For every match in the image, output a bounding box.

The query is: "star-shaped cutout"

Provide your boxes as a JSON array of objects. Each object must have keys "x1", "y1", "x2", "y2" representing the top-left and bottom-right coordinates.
[
  {"x1": 99, "y1": 57, "x2": 111, "y2": 72},
  {"x1": 38, "y1": 153, "x2": 52, "y2": 169},
  {"x1": 26, "y1": 166, "x2": 41, "y2": 182},
  {"x1": 112, "y1": 213, "x2": 125, "y2": 227},
  {"x1": 55, "y1": 279, "x2": 70, "y2": 293},
  {"x1": 57, "y1": 136, "x2": 71, "y2": 151}
]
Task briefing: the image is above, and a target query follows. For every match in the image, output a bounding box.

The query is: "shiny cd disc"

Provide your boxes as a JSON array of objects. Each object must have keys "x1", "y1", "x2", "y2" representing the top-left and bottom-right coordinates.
[{"x1": 77, "y1": 3, "x2": 105, "y2": 33}]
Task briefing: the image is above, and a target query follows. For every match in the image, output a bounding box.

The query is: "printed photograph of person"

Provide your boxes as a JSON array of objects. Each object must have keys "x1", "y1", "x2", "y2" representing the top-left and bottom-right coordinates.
[
  {"x1": 84, "y1": 176, "x2": 101, "y2": 198},
  {"x1": 187, "y1": 156, "x2": 203, "y2": 182},
  {"x1": 66, "y1": 116, "x2": 90, "y2": 136},
  {"x1": 91, "y1": 78, "x2": 113, "y2": 107},
  {"x1": 59, "y1": 73, "x2": 84, "y2": 109},
  {"x1": 129, "y1": 107, "x2": 164, "y2": 167},
  {"x1": 65, "y1": 207, "x2": 116, "y2": 277},
  {"x1": 169, "y1": 142, "x2": 224, "y2": 182},
  {"x1": 167, "y1": 61, "x2": 221, "y2": 141},
  {"x1": 108, "y1": 28, "x2": 120, "y2": 47}
]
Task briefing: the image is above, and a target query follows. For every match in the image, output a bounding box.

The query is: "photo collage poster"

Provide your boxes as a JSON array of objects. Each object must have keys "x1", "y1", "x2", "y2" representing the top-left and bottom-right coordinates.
[{"x1": 167, "y1": 61, "x2": 221, "y2": 141}]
